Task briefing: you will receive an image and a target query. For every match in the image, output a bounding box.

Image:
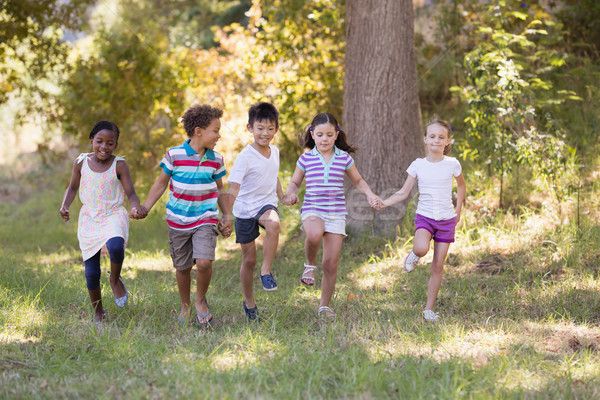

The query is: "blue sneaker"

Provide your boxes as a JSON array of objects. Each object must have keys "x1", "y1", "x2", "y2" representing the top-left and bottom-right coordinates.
[
  {"x1": 260, "y1": 273, "x2": 278, "y2": 291},
  {"x1": 243, "y1": 301, "x2": 261, "y2": 322}
]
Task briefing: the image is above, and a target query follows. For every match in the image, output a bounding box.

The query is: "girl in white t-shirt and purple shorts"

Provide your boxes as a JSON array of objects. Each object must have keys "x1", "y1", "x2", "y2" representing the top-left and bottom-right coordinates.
[{"x1": 377, "y1": 119, "x2": 466, "y2": 322}]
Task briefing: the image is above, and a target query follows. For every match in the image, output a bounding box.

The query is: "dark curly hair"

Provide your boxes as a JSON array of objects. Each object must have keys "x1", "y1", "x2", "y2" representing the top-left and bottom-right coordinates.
[
  {"x1": 300, "y1": 113, "x2": 356, "y2": 154},
  {"x1": 89, "y1": 121, "x2": 120, "y2": 140},
  {"x1": 425, "y1": 118, "x2": 453, "y2": 155},
  {"x1": 248, "y1": 102, "x2": 279, "y2": 128},
  {"x1": 181, "y1": 104, "x2": 223, "y2": 137}
]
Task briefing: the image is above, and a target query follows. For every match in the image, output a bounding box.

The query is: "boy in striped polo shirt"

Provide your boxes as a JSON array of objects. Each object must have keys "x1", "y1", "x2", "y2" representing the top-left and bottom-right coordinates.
[{"x1": 136, "y1": 104, "x2": 231, "y2": 327}]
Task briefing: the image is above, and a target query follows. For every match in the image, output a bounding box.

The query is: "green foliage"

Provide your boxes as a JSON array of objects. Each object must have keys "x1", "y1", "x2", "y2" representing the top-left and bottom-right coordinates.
[
  {"x1": 60, "y1": 1, "x2": 193, "y2": 182},
  {"x1": 445, "y1": 0, "x2": 580, "y2": 208},
  {"x1": 0, "y1": 0, "x2": 94, "y2": 115}
]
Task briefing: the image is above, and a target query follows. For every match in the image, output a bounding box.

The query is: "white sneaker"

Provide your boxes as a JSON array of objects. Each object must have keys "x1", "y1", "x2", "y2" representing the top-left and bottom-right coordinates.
[
  {"x1": 423, "y1": 309, "x2": 440, "y2": 322},
  {"x1": 403, "y1": 251, "x2": 420, "y2": 272}
]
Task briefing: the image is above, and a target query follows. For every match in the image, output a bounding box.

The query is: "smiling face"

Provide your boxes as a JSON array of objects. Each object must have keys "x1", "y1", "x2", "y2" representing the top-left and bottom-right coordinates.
[
  {"x1": 311, "y1": 123, "x2": 339, "y2": 154},
  {"x1": 195, "y1": 118, "x2": 221, "y2": 150},
  {"x1": 248, "y1": 118, "x2": 278, "y2": 148},
  {"x1": 424, "y1": 123, "x2": 451, "y2": 155},
  {"x1": 90, "y1": 129, "x2": 118, "y2": 161}
]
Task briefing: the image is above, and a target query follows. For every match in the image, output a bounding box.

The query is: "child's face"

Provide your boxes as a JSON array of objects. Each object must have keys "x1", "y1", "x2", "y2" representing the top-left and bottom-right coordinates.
[
  {"x1": 195, "y1": 118, "x2": 221, "y2": 149},
  {"x1": 90, "y1": 129, "x2": 118, "y2": 161},
  {"x1": 311, "y1": 123, "x2": 339, "y2": 154},
  {"x1": 248, "y1": 119, "x2": 278, "y2": 148},
  {"x1": 424, "y1": 124, "x2": 451, "y2": 155}
]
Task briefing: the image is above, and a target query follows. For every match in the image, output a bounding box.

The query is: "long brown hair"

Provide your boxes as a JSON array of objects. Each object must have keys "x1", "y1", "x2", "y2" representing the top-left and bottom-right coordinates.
[
  {"x1": 425, "y1": 118, "x2": 453, "y2": 155},
  {"x1": 299, "y1": 113, "x2": 357, "y2": 154}
]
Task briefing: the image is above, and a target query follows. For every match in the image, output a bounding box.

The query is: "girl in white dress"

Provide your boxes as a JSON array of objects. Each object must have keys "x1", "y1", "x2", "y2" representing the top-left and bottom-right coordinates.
[{"x1": 60, "y1": 121, "x2": 145, "y2": 324}]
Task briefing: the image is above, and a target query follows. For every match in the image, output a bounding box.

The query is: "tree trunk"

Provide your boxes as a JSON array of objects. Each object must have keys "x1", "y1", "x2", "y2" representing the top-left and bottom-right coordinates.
[{"x1": 343, "y1": 0, "x2": 424, "y2": 235}]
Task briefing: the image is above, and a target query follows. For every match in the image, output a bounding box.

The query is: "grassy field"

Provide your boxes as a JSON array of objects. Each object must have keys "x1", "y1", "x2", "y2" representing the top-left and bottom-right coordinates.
[{"x1": 1, "y1": 164, "x2": 600, "y2": 399}]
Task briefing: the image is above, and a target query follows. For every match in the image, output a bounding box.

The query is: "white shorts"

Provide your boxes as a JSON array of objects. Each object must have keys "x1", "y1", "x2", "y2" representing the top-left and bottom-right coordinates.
[{"x1": 301, "y1": 212, "x2": 347, "y2": 236}]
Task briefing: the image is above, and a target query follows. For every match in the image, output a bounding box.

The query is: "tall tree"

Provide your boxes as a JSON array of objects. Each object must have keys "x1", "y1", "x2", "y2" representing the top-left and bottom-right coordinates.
[{"x1": 343, "y1": 0, "x2": 423, "y2": 234}]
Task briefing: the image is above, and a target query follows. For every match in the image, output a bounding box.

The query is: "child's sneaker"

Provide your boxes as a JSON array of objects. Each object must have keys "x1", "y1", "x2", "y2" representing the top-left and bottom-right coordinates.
[
  {"x1": 260, "y1": 273, "x2": 278, "y2": 291},
  {"x1": 423, "y1": 309, "x2": 440, "y2": 322},
  {"x1": 403, "y1": 251, "x2": 420, "y2": 272}
]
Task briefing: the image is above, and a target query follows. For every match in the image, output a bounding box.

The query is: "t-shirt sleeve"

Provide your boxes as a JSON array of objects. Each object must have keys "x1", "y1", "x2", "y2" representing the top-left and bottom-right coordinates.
[
  {"x1": 227, "y1": 151, "x2": 248, "y2": 184},
  {"x1": 406, "y1": 159, "x2": 418, "y2": 178},
  {"x1": 213, "y1": 155, "x2": 226, "y2": 180},
  {"x1": 159, "y1": 150, "x2": 173, "y2": 176},
  {"x1": 453, "y1": 159, "x2": 462, "y2": 177},
  {"x1": 345, "y1": 153, "x2": 354, "y2": 170},
  {"x1": 297, "y1": 154, "x2": 307, "y2": 172}
]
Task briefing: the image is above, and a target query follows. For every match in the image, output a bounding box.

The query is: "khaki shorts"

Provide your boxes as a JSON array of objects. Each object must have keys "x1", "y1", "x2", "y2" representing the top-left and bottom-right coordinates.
[{"x1": 168, "y1": 225, "x2": 219, "y2": 270}]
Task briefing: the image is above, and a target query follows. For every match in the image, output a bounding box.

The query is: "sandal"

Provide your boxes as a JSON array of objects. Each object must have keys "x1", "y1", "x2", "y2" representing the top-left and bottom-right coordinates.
[
  {"x1": 195, "y1": 300, "x2": 213, "y2": 328},
  {"x1": 318, "y1": 306, "x2": 336, "y2": 318},
  {"x1": 301, "y1": 263, "x2": 316, "y2": 287},
  {"x1": 108, "y1": 272, "x2": 129, "y2": 308}
]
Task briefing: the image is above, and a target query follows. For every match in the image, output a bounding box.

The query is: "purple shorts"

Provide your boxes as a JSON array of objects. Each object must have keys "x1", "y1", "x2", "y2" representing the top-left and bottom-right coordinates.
[{"x1": 414, "y1": 214, "x2": 456, "y2": 243}]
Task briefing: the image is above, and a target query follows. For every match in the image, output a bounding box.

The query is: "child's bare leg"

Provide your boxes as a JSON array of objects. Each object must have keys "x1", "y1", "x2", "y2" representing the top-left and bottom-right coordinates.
[
  {"x1": 194, "y1": 259, "x2": 213, "y2": 323},
  {"x1": 425, "y1": 241, "x2": 451, "y2": 310},
  {"x1": 88, "y1": 287, "x2": 104, "y2": 322},
  {"x1": 240, "y1": 242, "x2": 257, "y2": 308},
  {"x1": 175, "y1": 266, "x2": 192, "y2": 320},
  {"x1": 412, "y1": 229, "x2": 432, "y2": 257},
  {"x1": 319, "y1": 233, "x2": 344, "y2": 308},
  {"x1": 258, "y1": 210, "x2": 280, "y2": 276},
  {"x1": 302, "y1": 217, "x2": 325, "y2": 283}
]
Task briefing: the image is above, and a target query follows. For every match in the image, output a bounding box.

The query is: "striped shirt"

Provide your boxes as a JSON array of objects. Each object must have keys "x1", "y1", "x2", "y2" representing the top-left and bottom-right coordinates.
[
  {"x1": 159, "y1": 140, "x2": 226, "y2": 230},
  {"x1": 297, "y1": 146, "x2": 354, "y2": 216}
]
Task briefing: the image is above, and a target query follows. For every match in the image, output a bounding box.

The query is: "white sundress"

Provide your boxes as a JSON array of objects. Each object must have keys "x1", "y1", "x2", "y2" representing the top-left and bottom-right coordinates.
[{"x1": 77, "y1": 153, "x2": 129, "y2": 261}]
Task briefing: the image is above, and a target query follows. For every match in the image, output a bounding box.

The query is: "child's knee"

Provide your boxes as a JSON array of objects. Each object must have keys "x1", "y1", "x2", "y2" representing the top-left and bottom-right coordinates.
[
  {"x1": 84, "y1": 263, "x2": 101, "y2": 290},
  {"x1": 413, "y1": 245, "x2": 429, "y2": 258},
  {"x1": 195, "y1": 259, "x2": 212, "y2": 273},
  {"x1": 263, "y1": 219, "x2": 280, "y2": 235},
  {"x1": 106, "y1": 237, "x2": 125, "y2": 264},
  {"x1": 305, "y1": 231, "x2": 322, "y2": 245},
  {"x1": 241, "y1": 254, "x2": 257, "y2": 269}
]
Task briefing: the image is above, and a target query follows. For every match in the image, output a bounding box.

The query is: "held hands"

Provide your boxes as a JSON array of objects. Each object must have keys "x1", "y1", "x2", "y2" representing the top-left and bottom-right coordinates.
[
  {"x1": 129, "y1": 205, "x2": 148, "y2": 220},
  {"x1": 281, "y1": 193, "x2": 299, "y2": 206},
  {"x1": 367, "y1": 194, "x2": 383, "y2": 210},
  {"x1": 59, "y1": 206, "x2": 70, "y2": 222},
  {"x1": 218, "y1": 216, "x2": 233, "y2": 238}
]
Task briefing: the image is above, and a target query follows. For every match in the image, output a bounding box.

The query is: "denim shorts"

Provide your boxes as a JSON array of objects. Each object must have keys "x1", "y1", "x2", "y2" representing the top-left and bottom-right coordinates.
[
  {"x1": 301, "y1": 211, "x2": 347, "y2": 236},
  {"x1": 168, "y1": 224, "x2": 219, "y2": 270},
  {"x1": 414, "y1": 214, "x2": 456, "y2": 243},
  {"x1": 234, "y1": 204, "x2": 279, "y2": 244}
]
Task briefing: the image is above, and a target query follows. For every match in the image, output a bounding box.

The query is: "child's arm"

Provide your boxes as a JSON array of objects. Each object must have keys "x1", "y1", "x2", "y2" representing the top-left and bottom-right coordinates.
[
  {"x1": 218, "y1": 182, "x2": 239, "y2": 236},
  {"x1": 283, "y1": 166, "x2": 305, "y2": 205},
  {"x1": 345, "y1": 164, "x2": 381, "y2": 208},
  {"x1": 139, "y1": 171, "x2": 171, "y2": 217},
  {"x1": 454, "y1": 173, "x2": 466, "y2": 224},
  {"x1": 216, "y1": 179, "x2": 232, "y2": 238},
  {"x1": 116, "y1": 160, "x2": 143, "y2": 216},
  {"x1": 278, "y1": 178, "x2": 296, "y2": 206},
  {"x1": 379, "y1": 175, "x2": 417, "y2": 209},
  {"x1": 59, "y1": 159, "x2": 83, "y2": 222}
]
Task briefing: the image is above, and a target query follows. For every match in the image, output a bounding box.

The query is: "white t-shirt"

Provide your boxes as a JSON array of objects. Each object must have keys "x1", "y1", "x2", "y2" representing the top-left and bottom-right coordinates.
[
  {"x1": 228, "y1": 144, "x2": 279, "y2": 219},
  {"x1": 406, "y1": 156, "x2": 462, "y2": 221}
]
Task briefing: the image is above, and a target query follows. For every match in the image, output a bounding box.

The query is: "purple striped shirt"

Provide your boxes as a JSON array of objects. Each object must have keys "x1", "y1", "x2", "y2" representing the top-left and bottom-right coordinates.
[{"x1": 297, "y1": 146, "x2": 354, "y2": 215}]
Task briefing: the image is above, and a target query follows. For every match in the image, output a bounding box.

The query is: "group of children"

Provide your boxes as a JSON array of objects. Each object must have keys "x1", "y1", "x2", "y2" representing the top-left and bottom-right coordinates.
[{"x1": 60, "y1": 102, "x2": 465, "y2": 326}]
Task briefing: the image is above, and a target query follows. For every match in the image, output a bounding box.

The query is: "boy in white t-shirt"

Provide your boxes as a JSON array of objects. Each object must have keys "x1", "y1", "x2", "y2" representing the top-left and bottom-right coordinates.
[{"x1": 221, "y1": 102, "x2": 294, "y2": 321}]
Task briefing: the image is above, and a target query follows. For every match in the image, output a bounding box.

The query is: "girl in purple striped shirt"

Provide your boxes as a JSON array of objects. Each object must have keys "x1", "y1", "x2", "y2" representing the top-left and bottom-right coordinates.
[{"x1": 284, "y1": 113, "x2": 380, "y2": 318}]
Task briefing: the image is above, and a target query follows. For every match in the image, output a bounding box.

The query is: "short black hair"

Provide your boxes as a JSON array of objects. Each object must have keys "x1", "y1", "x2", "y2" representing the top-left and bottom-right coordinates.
[
  {"x1": 181, "y1": 104, "x2": 223, "y2": 137},
  {"x1": 89, "y1": 121, "x2": 120, "y2": 140},
  {"x1": 248, "y1": 102, "x2": 279, "y2": 128}
]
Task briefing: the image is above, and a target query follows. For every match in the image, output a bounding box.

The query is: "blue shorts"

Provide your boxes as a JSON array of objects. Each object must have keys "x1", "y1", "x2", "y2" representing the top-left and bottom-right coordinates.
[{"x1": 235, "y1": 204, "x2": 279, "y2": 244}]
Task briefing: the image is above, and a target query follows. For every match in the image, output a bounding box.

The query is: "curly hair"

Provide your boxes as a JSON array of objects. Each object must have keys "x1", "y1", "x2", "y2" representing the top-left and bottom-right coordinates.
[
  {"x1": 89, "y1": 121, "x2": 120, "y2": 140},
  {"x1": 300, "y1": 113, "x2": 357, "y2": 154},
  {"x1": 181, "y1": 104, "x2": 223, "y2": 137},
  {"x1": 425, "y1": 118, "x2": 453, "y2": 155}
]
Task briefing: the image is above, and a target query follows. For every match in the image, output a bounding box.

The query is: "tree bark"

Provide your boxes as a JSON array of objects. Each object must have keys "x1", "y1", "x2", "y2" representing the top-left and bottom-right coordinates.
[{"x1": 343, "y1": 0, "x2": 424, "y2": 234}]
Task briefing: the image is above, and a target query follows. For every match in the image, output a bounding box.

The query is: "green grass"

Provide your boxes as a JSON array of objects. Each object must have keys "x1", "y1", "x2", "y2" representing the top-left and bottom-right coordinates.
[{"x1": 2, "y1": 171, "x2": 600, "y2": 399}]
